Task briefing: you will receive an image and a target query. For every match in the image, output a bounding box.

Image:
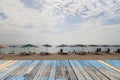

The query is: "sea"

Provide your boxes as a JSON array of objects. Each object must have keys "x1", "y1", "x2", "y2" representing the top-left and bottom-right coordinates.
[{"x1": 0, "y1": 44, "x2": 118, "y2": 54}]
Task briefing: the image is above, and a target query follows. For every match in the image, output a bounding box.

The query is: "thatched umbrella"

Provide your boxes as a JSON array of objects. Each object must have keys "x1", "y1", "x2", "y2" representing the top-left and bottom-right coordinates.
[
  {"x1": 0, "y1": 45, "x2": 6, "y2": 53},
  {"x1": 9, "y1": 45, "x2": 18, "y2": 54},
  {"x1": 57, "y1": 44, "x2": 68, "y2": 52},
  {"x1": 21, "y1": 44, "x2": 38, "y2": 52},
  {"x1": 74, "y1": 44, "x2": 87, "y2": 52},
  {"x1": 43, "y1": 44, "x2": 52, "y2": 52},
  {"x1": 100, "y1": 45, "x2": 110, "y2": 52},
  {"x1": 88, "y1": 45, "x2": 98, "y2": 52},
  {"x1": 112, "y1": 45, "x2": 120, "y2": 48},
  {"x1": 112, "y1": 45, "x2": 120, "y2": 52},
  {"x1": 69, "y1": 45, "x2": 75, "y2": 52}
]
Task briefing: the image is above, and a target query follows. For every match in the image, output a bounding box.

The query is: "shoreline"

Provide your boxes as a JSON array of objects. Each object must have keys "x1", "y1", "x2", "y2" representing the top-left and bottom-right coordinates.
[{"x1": 0, "y1": 53, "x2": 120, "y2": 60}]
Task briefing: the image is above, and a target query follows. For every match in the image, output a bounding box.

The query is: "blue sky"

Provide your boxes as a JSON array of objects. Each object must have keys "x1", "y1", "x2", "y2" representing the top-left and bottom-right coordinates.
[{"x1": 0, "y1": 0, "x2": 120, "y2": 45}]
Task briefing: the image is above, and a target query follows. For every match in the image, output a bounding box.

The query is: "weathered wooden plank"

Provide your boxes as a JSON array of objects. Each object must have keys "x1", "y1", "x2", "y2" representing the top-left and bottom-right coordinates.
[
  {"x1": 25, "y1": 61, "x2": 42, "y2": 80},
  {"x1": 61, "y1": 61, "x2": 69, "y2": 80},
  {"x1": 12, "y1": 61, "x2": 39, "y2": 80},
  {"x1": 69, "y1": 60, "x2": 86, "y2": 80},
  {"x1": 9, "y1": 66, "x2": 29, "y2": 80},
  {"x1": 0, "y1": 61, "x2": 27, "y2": 80},
  {"x1": 75, "y1": 61, "x2": 100, "y2": 80},
  {"x1": 84, "y1": 61, "x2": 109, "y2": 80},
  {"x1": 65, "y1": 60, "x2": 78, "y2": 80},
  {"x1": 88, "y1": 60, "x2": 120, "y2": 80},
  {"x1": 104, "y1": 60, "x2": 120, "y2": 69},
  {"x1": 48, "y1": 60, "x2": 56, "y2": 80},
  {"x1": 33, "y1": 61, "x2": 49, "y2": 80},
  {"x1": 55, "y1": 60, "x2": 62, "y2": 80},
  {"x1": 62, "y1": 60, "x2": 78, "y2": 80},
  {"x1": 0, "y1": 60, "x2": 8, "y2": 64},
  {"x1": 0, "y1": 61, "x2": 18, "y2": 74},
  {"x1": 4, "y1": 61, "x2": 30, "y2": 80},
  {"x1": 23, "y1": 61, "x2": 40, "y2": 76},
  {"x1": 40, "y1": 61, "x2": 52, "y2": 80},
  {"x1": 0, "y1": 60, "x2": 120, "y2": 80},
  {"x1": 0, "y1": 60, "x2": 17, "y2": 70},
  {"x1": 74, "y1": 61, "x2": 93, "y2": 80}
]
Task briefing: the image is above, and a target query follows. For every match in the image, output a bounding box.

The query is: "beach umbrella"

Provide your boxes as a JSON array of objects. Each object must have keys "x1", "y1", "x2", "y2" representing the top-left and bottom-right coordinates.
[
  {"x1": 9, "y1": 45, "x2": 18, "y2": 54},
  {"x1": 0, "y1": 45, "x2": 6, "y2": 52},
  {"x1": 112, "y1": 45, "x2": 120, "y2": 47},
  {"x1": 57, "y1": 44, "x2": 68, "y2": 52},
  {"x1": 21, "y1": 44, "x2": 38, "y2": 52},
  {"x1": 43, "y1": 44, "x2": 52, "y2": 52},
  {"x1": 57, "y1": 44, "x2": 68, "y2": 49},
  {"x1": 74, "y1": 44, "x2": 81, "y2": 52},
  {"x1": 100, "y1": 45, "x2": 110, "y2": 52},
  {"x1": 88, "y1": 45, "x2": 98, "y2": 52},
  {"x1": 69, "y1": 45, "x2": 75, "y2": 52},
  {"x1": 74, "y1": 44, "x2": 87, "y2": 52},
  {"x1": 112, "y1": 45, "x2": 120, "y2": 51}
]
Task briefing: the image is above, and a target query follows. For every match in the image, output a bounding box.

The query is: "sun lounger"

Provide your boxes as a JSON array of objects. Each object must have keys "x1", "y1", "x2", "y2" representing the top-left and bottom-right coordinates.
[
  {"x1": 75, "y1": 52, "x2": 86, "y2": 55},
  {"x1": 40, "y1": 52, "x2": 49, "y2": 55},
  {"x1": 58, "y1": 52, "x2": 68, "y2": 55},
  {"x1": 8, "y1": 52, "x2": 14, "y2": 54},
  {"x1": 94, "y1": 48, "x2": 102, "y2": 55},
  {"x1": 33, "y1": 52, "x2": 36, "y2": 54},
  {"x1": 115, "y1": 49, "x2": 120, "y2": 53},
  {"x1": 20, "y1": 52, "x2": 31, "y2": 55},
  {"x1": 62, "y1": 52, "x2": 68, "y2": 55}
]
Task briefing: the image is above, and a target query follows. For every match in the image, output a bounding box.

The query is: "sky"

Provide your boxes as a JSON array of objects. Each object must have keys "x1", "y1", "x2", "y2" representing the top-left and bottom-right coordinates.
[{"x1": 0, "y1": 0, "x2": 120, "y2": 45}]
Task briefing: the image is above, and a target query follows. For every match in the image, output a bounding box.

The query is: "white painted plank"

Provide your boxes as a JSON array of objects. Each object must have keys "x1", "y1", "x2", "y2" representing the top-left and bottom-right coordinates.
[
  {"x1": 88, "y1": 60, "x2": 120, "y2": 80},
  {"x1": 69, "y1": 60, "x2": 86, "y2": 80},
  {"x1": 74, "y1": 61, "x2": 93, "y2": 80},
  {"x1": 48, "y1": 60, "x2": 56, "y2": 80}
]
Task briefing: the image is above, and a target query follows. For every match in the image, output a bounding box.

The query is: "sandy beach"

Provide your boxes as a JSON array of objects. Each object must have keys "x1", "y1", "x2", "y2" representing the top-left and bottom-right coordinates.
[{"x1": 0, "y1": 53, "x2": 120, "y2": 60}]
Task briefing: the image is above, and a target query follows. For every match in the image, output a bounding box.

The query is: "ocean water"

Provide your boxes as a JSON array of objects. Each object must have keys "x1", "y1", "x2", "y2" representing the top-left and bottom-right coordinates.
[{"x1": 0, "y1": 45, "x2": 118, "y2": 54}]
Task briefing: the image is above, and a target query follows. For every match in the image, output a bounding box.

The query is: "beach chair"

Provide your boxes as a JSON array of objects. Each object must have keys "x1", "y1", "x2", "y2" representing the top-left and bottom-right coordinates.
[
  {"x1": 20, "y1": 52, "x2": 25, "y2": 55},
  {"x1": 95, "y1": 48, "x2": 102, "y2": 55},
  {"x1": 75, "y1": 51, "x2": 86, "y2": 55},
  {"x1": 40, "y1": 52, "x2": 49, "y2": 55},
  {"x1": 8, "y1": 52, "x2": 14, "y2": 54},
  {"x1": 32, "y1": 52, "x2": 36, "y2": 54},
  {"x1": 105, "y1": 48, "x2": 115, "y2": 55},
  {"x1": 62, "y1": 52, "x2": 68, "y2": 55},
  {"x1": 20, "y1": 52, "x2": 30, "y2": 55},
  {"x1": 58, "y1": 49, "x2": 68, "y2": 55},
  {"x1": 58, "y1": 52, "x2": 68, "y2": 55},
  {"x1": 116, "y1": 48, "x2": 120, "y2": 53}
]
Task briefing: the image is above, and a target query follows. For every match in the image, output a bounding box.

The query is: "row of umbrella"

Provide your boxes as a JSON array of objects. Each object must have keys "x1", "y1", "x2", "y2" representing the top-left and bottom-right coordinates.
[
  {"x1": 0, "y1": 44, "x2": 120, "y2": 53},
  {"x1": 0, "y1": 44, "x2": 51, "y2": 53}
]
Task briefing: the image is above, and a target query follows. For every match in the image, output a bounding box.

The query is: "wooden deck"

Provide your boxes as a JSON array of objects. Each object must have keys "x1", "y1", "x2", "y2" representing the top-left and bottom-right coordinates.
[{"x1": 0, "y1": 60, "x2": 120, "y2": 80}]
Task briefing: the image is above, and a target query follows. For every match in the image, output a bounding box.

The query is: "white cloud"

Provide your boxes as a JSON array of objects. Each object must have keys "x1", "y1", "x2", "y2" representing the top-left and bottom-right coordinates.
[{"x1": 0, "y1": 0, "x2": 120, "y2": 44}]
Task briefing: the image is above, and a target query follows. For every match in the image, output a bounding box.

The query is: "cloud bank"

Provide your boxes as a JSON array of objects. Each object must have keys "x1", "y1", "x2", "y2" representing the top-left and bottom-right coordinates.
[{"x1": 0, "y1": 0, "x2": 120, "y2": 44}]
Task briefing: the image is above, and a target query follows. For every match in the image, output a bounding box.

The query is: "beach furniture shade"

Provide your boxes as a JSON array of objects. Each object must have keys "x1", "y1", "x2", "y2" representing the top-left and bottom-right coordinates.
[
  {"x1": 21, "y1": 44, "x2": 38, "y2": 52},
  {"x1": 74, "y1": 44, "x2": 87, "y2": 52},
  {"x1": 88, "y1": 45, "x2": 98, "y2": 52},
  {"x1": 21, "y1": 44, "x2": 38, "y2": 48},
  {"x1": 100, "y1": 45, "x2": 110, "y2": 51},
  {"x1": 69, "y1": 45, "x2": 75, "y2": 52},
  {"x1": 57, "y1": 44, "x2": 68, "y2": 47},
  {"x1": 112, "y1": 45, "x2": 120, "y2": 52},
  {"x1": 9, "y1": 45, "x2": 18, "y2": 54},
  {"x1": 43, "y1": 44, "x2": 52, "y2": 52},
  {"x1": 112, "y1": 45, "x2": 120, "y2": 47},
  {"x1": 57, "y1": 44, "x2": 68, "y2": 53}
]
